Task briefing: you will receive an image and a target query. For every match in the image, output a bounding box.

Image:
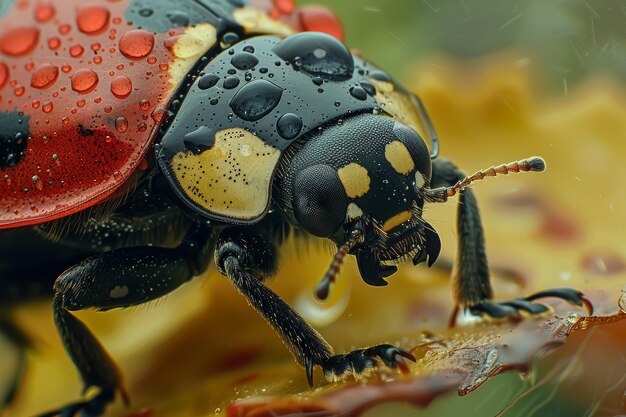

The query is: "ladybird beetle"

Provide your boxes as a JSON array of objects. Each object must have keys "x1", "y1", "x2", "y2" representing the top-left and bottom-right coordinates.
[{"x1": 0, "y1": 0, "x2": 592, "y2": 416}]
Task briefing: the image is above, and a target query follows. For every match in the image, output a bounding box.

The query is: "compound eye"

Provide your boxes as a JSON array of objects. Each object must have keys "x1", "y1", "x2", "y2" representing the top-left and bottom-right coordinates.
[{"x1": 293, "y1": 164, "x2": 349, "y2": 237}]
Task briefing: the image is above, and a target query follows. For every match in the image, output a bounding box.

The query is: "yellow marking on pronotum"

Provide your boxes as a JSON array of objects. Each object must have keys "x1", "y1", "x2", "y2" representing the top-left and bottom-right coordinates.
[
  {"x1": 171, "y1": 128, "x2": 281, "y2": 221},
  {"x1": 169, "y1": 24, "x2": 217, "y2": 87},
  {"x1": 385, "y1": 141, "x2": 415, "y2": 175},
  {"x1": 382, "y1": 210, "x2": 413, "y2": 232},
  {"x1": 338, "y1": 163, "x2": 371, "y2": 198},
  {"x1": 234, "y1": 7, "x2": 294, "y2": 37}
]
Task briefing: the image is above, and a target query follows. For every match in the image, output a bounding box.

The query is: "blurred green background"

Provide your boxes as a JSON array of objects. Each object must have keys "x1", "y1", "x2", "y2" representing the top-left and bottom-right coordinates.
[{"x1": 301, "y1": 0, "x2": 626, "y2": 92}]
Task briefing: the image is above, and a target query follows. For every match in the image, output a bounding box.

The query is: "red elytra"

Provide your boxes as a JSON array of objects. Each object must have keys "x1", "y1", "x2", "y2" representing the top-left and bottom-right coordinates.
[
  {"x1": 0, "y1": 0, "x2": 184, "y2": 228},
  {"x1": 0, "y1": 0, "x2": 344, "y2": 229}
]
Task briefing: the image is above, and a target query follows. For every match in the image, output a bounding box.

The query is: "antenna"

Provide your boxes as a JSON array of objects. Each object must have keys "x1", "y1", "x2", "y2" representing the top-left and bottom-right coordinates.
[
  {"x1": 315, "y1": 229, "x2": 364, "y2": 301},
  {"x1": 425, "y1": 157, "x2": 546, "y2": 203}
]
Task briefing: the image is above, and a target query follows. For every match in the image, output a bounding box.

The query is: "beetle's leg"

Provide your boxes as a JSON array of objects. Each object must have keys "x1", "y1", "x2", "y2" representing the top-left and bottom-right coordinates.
[
  {"x1": 39, "y1": 223, "x2": 213, "y2": 417},
  {"x1": 430, "y1": 158, "x2": 591, "y2": 326},
  {"x1": 215, "y1": 227, "x2": 415, "y2": 386}
]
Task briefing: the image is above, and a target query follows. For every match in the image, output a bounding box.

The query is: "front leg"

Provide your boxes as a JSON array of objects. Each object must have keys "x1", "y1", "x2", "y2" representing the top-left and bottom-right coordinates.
[
  {"x1": 39, "y1": 223, "x2": 213, "y2": 417},
  {"x1": 214, "y1": 227, "x2": 415, "y2": 386},
  {"x1": 430, "y1": 158, "x2": 591, "y2": 325}
]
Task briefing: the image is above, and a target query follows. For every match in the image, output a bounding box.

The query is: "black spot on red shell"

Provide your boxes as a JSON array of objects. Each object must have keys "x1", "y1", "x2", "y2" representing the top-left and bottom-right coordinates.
[
  {"x1": 0, "y1": 111, "x2": 30, "y2": 169},
  {"x1": 229, "y1": 79, "x2": 283, "y2": 122}
]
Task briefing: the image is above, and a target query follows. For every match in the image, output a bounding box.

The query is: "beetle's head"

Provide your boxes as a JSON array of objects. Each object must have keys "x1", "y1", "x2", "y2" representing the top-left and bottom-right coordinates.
[
  {"x1": 275, "y1": 112, "x2": 440, "y2": 288},
  {"x1": 275, "y1": 112, "x2": 545, "y2": 297}
]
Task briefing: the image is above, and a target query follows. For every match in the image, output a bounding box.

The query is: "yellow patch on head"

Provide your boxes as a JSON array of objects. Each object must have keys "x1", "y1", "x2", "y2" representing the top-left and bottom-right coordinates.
[
  {"x1": 415, "y1": 171, "x2": 426, "y2": 188},
  {"x1": 233, "y1": 8, "x2": 294, "y2": 37},
  {"x1": 346, "y1": 203, "x2": 364, "y2": 220},
  {"x1": 385, "y1": 141, "x2": 415, "y2": 175},
  {"x1": 382, "y1": 210, "x2": 413, "y2": 232},
  {"x1": 338, "y1": 163, "x2": 371, "y2": 199},
  {"x1": 171, "y1": 128, "x2": 281, "y2": 221},
  {"x1": 169, "y1": 24, "x2": 217, "y2": 87}
]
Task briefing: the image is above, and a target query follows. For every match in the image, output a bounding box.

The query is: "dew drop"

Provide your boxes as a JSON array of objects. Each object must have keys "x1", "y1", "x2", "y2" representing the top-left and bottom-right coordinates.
[
  {"x1": 76, "y1": 5, "x2": 110, "y2": 34},
  {"x1": 276, "y1": 113, "x2": 302, "y2": 140},
  {"x1": 229, "y1": 79, "x2": 283, "y2": 122},
  {"x1": 139, "y1": 99, "x2": 150, "y2": 111},
  {"x1": 151, "y1": 107, "x2": 167, "y2": 123},
  {"x1": 42, "y1": 101, "x2": 53, "y2": 113},
  {"x1": 272, "y1": 32, "x2": 353, "y2": 80},
  {"x1": 47, "y1": 37, "x2": 61, "y2": 50},
  {"x1": 223, "y1": 76, "x2": 240, "y2": 90},
  {"x1": 220, "y1": 32, "x2": 239, "y2": 48},
  {"x1": 58, "y1": 24, "x2": 71, "y2": 35},
  {"x1": 119, "y1": 29, "x2": 155, "y2": 59},
  {"x1": 198, "y1": 73, "x2": 219, "y2": 90},
  {"x1": 349, "y1": 86, "x2": 367, "y2": 101},
  {"x1": 31, "y1": 63, "x2": 59, "y2": 89},
  {"x1": 35, "y1": 3, "x2": 56, "y2": 22},
  {"x1": 0, "y1": 27, "x2": 40, "y2": 56},
  {"x1": 71, "y1": 69, "x2": 99, "y2": 94},
  {"x1": 110, "y1": 75, "x2": 132, "y2": 99},
  {"x1": 231, "y1": 52, "x2": 259, "y2": 70},
  {"x1": 370, "y1": 71, "x2": 391, "y2": 82},
  {"x1": 61, "y1": 64, "x2": 72, "y2": 73},
  {"x1": 69, "y1": 44, "x2": 84, "y2": 57},
  {"x1": 115, "y1": 116, "x2": 128, "y2": 133},
  {"x1": 360, "y1": 81, "x2": 376, "y2": 96},
  {"x1": 14, "y1": 85, "x2": 25, "y2": 96}
]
